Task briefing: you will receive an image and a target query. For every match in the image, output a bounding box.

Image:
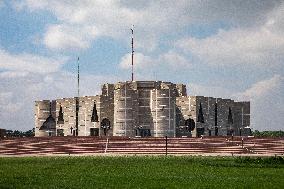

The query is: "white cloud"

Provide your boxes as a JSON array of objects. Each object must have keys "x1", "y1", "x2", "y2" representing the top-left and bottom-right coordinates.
[
  {"x1": 0, "y1": 91, "x2": 24, "y2": 123},
  {"x1": 0, "y1": 48, "x2": 66, "y2": 74},
  {"x1": 188, "y1": 83, "x2": 235, "y2": 98},
  {"x1": 178, "y1": 27, "x2": 284, "y2": 67},
  {"x1": 234, "y1": 75, "x2": 284, "y2": 131},
  {"x1": 0, "y1": 0, "x2": 4, "y2": 8},
  {"x1": 13, "y1": 0, "x2": 47, "y2": 11},
  {"x1": 0, "y1": 47, "x2": 66, "y2": 130},
  {"x1": 44, "y1": 24, "x2": 98, "y2": 50},
  {"x1": 264, "y1": 2, "x2": 284, "y2": 34},
  {"x1": 236, "y1": 75, "x2": 283, "y2": 100},
  {"x1": 0, "y1": 70, "x2": 119, "y2": 131},
  {"x1": 119, "y1": 52, "x2": 154, "y2": 70},
  {"x1": 119, "y1": 50, "x2": 190, "y2": 71},
  {"x1": 177, "y1": 1, "x2": 284, "y2": 69},
  {"x1": 16, "y1": 0, "x2": 283, "y2": 51},
  {"x1": 159, "y1": 50, "x2": 190, "y2": 68},
  {"x1": 0, "y1": 71, "x2": 29, "y2": 78}
]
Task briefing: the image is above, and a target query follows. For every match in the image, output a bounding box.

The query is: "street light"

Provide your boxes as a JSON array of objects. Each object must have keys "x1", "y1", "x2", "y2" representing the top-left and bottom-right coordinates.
[{"x1": 239, "y1": 127, "x2": 243, "y2": 136}]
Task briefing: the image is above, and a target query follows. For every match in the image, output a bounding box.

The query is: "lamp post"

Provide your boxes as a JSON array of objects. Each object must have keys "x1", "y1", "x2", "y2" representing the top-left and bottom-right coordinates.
[
  {"x1": 101, "y1": 119, "x2": 111, "y2": 136},
  {"x1": 231, "y1": 129, "x2": 234, "y2": 141},
  {"x1": 101, "y1": 122, "x2": 111, "y2": 153},
  {"x1": 215, "y1": 126, "x2": 218, "y2": 136},
  {"x1": 165, "y1": 135, "x2": 168, "y2": 156},
  {"x1": 136, "y1": 125, "x2": 143, "y2": 137},
  {"x1": 239, "y1": 127, "x2": 243, "y2": 136}
]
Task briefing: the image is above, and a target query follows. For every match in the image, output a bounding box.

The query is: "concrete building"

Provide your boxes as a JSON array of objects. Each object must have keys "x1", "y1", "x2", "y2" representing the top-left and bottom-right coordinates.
[{"x1": 35, "y1": 81, "x2": 251, "y2": 137}]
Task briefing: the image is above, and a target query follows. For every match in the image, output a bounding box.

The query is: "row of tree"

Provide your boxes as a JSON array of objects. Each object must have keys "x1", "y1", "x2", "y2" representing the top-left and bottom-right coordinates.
[
  {"x1": 252, "y1": 130, "x2": 284, "y2": 137},
  {"x1": 5, "y1": 129, "x2": 35, "y2": 137},
  {"x1": 3, "y1": 129, "x2": 283, "y2": 138}
]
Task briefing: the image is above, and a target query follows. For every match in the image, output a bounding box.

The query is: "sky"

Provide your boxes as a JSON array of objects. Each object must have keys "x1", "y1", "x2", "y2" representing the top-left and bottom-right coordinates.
[{"x1": 0, "y1": 0, "x2": 283, "y2": 131}]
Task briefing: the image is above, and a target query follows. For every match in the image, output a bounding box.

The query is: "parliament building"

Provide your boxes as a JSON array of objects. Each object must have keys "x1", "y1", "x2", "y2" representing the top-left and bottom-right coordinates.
[{"x1": 35, "y1": 81, "x2": 250, "y2": 137}]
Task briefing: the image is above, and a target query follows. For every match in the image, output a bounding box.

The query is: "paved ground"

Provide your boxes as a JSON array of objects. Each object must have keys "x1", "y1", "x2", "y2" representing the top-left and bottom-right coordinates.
[{"x1": 0, "y1": 136, "x2": 283, "y2": 157}]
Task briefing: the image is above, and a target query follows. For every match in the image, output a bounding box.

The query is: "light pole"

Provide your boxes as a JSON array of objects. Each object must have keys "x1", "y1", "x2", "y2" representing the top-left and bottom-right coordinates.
[
  {"x1": 165, "y1": 135, "x2": 168, "y2": 156},
  {"x1": 84, "y1": 108, "x2": 87, "y2": 136},
  {"x1": 240, "y1": 127, "x2": 243, "y2": 136}
]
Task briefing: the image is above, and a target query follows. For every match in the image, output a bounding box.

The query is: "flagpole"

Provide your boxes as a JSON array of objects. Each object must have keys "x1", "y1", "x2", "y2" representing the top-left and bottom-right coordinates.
[
  {"x1": 77, "y1": 57, "x2": 80, "y2": 97},
  {"x1": 131, "y1": 25, "x2": 134, "y2": 81},
  {"x1": 75, "y1": 57, "x2": 80, "y2": 136},
  {"x1": 85, "y1": 108, "x2": 87, "y2": 136}
]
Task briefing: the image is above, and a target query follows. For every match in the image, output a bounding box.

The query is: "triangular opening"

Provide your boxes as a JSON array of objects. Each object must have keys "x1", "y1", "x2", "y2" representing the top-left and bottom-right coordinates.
[{"x1": 91, "y1": 102, "x2": 99, "y2": 122}]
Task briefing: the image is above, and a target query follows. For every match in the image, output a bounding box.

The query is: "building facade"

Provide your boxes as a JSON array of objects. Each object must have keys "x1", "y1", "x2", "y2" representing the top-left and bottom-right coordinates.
[{"x1": 35, "y1": 81, "x2": 250, "y2": 137}]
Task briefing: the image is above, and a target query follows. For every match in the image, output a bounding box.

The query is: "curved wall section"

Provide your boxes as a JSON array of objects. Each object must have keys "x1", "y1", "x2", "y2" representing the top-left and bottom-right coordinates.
[
  {"x1": 150, "y1": 88, "x2": 176, "y2": 137},
  {"x1": 113, "y1": 82, "x2": 138, "y2": 136}
]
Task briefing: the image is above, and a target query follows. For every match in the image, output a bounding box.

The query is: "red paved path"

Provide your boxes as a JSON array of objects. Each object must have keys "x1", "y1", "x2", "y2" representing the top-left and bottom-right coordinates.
[{"x1": 0, "y1": 136, "x2": 283, "y2": 157}]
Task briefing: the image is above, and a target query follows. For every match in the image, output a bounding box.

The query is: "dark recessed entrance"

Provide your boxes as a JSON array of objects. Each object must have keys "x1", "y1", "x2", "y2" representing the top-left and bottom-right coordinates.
[
  {"x1": 90, "y1": 128, "x2": 99, "y2": 136},
  {"x1": 136, "y1": 128, "x2": 151, "y2": 137},
  {"x1": 101, "y1": 118, "x2": 111, "y2": 136},
  {"x1": 57, "y1": 129, "x2": 64, "y2": 136},
  {"x1": 215, "y1": 127, "x2": 219, "y2": 136},
  {"x1": 196, "y1": 128, "x2": 205, "y2": 137}
]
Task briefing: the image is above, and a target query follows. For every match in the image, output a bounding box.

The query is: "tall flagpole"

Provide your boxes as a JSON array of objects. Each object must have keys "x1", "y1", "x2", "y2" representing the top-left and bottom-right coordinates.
[
  {"x1": 131, "y1": 25, "x2": 134, "y2": 81},
  {"x1": 77, "y1": 57, "x2": 80, "y2": 97},
  {"x1": 75, "y1": 56, "x2": 80, "y2": 136}
]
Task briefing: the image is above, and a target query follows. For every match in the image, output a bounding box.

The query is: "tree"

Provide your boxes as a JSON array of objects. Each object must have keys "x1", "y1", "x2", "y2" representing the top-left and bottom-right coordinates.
[{"x1": 252, "y1": 130, "x2": 284, "y2": 137}]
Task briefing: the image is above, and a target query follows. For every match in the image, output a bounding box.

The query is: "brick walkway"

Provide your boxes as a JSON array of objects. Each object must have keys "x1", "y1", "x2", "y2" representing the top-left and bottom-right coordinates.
[{"x1": 0, "y1": 136, "x2": 283, "y2": 157}]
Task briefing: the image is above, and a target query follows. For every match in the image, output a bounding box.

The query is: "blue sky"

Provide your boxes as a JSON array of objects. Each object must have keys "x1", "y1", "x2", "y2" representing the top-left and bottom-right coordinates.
[{"x1": 0, "y1": 0, "x2": 283, "y2": 131}]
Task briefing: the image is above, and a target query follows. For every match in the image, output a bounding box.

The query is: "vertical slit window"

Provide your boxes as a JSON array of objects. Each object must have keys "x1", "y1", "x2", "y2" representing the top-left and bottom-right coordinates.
[
  {"x1": 91, "y1": 102, "x2": 99, "y2": 122},
  {"x1": 228, "y1": 107, "x2": 233, "y2": 124},
  {"x1": 197, "y1": 103, "x2": 204, "y2": 123},
  {"x1": 57, "y1": 105, "x2": 64, "y2": 124}
]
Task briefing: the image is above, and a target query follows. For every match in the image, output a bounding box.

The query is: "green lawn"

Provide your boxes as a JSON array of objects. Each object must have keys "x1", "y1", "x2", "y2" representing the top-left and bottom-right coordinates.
[{"x1": 0, "y1": 156, "x2": 283, "y2": 189}]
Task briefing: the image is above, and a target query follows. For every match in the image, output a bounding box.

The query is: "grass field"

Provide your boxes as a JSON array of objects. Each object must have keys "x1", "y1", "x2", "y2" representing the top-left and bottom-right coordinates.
[{"x1": 0, "y1": 156, "x2": 283, "y2": 189}]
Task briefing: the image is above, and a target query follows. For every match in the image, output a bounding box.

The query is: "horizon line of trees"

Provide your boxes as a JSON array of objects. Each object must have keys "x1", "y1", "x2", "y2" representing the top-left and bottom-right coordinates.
[
  {"x1": 252, "y1": 130, "x2": 284, "y2": 137},
  {"x1": 2, "y1": 129, "x2": 283, "y2": 138},
  {"x1": 5, "y1": 129, "x2": 35, "y2": 137}
]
